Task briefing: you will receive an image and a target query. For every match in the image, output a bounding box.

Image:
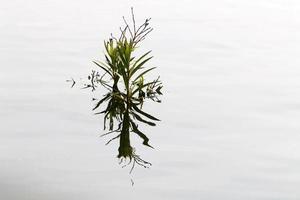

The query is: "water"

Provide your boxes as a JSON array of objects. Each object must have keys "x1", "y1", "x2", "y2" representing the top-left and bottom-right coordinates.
[{"x1": 1, "y1": 0, "x2": 300, "y2": 199}]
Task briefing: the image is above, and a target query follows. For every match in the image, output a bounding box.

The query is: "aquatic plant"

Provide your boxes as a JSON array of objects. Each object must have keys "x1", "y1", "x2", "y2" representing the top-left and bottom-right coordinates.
[{"x1": 82, "y1": 8, "x2": 162, "y2": 172}]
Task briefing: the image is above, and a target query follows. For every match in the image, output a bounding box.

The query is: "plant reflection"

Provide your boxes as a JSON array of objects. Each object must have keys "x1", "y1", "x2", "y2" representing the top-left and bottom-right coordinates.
[{"x1": 77, "y1": 9, "x2": 162, "y2": 172}]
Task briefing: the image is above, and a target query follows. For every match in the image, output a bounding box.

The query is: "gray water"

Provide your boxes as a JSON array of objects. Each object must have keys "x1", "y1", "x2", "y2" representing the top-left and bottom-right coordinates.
[{"x1": 1, "y1": 0, "x2": 300, "y2": 199}]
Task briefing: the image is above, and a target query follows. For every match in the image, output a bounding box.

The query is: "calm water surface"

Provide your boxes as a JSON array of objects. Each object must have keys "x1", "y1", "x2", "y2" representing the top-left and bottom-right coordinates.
[{"x1": 1, "y1": 0, "x2": 300, "y2": 199}]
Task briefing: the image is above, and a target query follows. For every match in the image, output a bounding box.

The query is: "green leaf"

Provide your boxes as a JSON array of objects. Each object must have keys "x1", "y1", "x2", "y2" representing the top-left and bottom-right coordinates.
[
  {"x1": 117, "y1": 46, "x2": 128, "y2": 66},
  {"x1": 93, "y1": 61, "x2": 113, "y2": 77},
  {"x1": 129, "y1": 56, "x2": 153, "y2": 78},
  {"x1": 133, "y1": 51, "x2": 152, "y2": 68},
  {"x1": 124, "y1": 42, "x2": 132, "y2": 62},
  {"x1": 133, "y1": 67, "x2": 156, "y2": 83},
  {"x1": 133, "y1": 67, "x2": 156, "y2": 82}
]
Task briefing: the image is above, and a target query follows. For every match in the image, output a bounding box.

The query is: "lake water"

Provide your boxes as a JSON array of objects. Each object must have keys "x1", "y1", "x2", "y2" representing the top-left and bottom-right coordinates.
[{"x1": 1, "y1": 0, "x2": 300, "y2": 199}]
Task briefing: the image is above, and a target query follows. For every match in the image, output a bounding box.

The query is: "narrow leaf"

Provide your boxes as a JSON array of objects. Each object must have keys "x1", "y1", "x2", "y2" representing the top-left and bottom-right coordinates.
[
  {"x1": 133, "y1": 51, "x2": 152, "y2": 68},
  {"x1": 133, "y1": 67, "x2": 156, "y2": 82},
  {"x1": 93, "y1": 61, "x2": 112, "y2": 77},
  {"x1": 132, "y1": 103, "x2": 160, "y2": 121},
  {"x1": 132, "y1": 80, "x2": 157, "y2": 95},
  {"x1": 132, "y1": 112, "x2": 156, "y2": 126},
  {"x1": 130, "y1": 120, "x2": 154, "y2": 148},
  {"x1": 93, "y1": 94, "x2": 111, "y2": 110},
  {"x1": 130, "y1": 57, "x2": 153, "y2": 78}
]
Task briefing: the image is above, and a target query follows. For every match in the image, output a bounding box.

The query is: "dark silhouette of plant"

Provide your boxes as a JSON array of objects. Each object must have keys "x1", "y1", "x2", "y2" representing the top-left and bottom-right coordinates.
[{"x1": 81, "y1": 8, "x2": 162, "y2": 172}]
